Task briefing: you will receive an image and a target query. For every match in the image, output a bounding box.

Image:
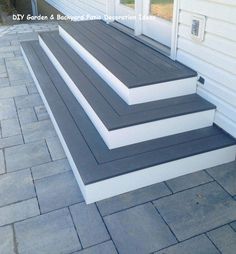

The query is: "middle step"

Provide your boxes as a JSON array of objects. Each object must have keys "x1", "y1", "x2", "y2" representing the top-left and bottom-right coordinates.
[{"x1": 39, "y1": 32, "x2": 216, "y2": 149}]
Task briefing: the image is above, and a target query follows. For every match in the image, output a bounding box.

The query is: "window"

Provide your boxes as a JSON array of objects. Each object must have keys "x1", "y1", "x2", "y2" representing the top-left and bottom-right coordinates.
[
  {"x1": 150, "y1": 0, "x2": 174, "y2": 21},
  {"x1": 120, "y1": 0, "x2": 135, "y2": 9}
]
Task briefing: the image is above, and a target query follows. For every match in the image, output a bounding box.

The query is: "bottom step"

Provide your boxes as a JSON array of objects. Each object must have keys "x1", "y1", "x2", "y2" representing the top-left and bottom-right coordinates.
[{"x1": 21, "y1": 41, "x2": 236, "y2": 204}]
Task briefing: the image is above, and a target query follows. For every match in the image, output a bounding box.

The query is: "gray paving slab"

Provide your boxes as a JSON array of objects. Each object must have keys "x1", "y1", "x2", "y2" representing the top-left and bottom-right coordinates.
[
  {"x1": 166, "y1": 170, "x2": 213, "y2": 193},
  {"x1": 231, "y1": 221, "x2": 236, "y2": 231},
  {"x1": 0, "y1": 98, "x2": 17, "y2": 120},
  {"x1": 34, "y1": 105, "x2": 49, "y2": 120},
  {"x1": 10, "y1": 80, "x2": 30, "y2": 87},
  {"x1": 74, "y1": 241, "x2": 118, "y2": 254},
  {"x1": 15, "y1": 208, "x2": 81, "y2": 254},
  {"x1": 0, "y1": 52, "x2": 14, "y2": 58},
  {"x1": 104, "y1": 203, "x2": 177, "y2": 254},
  {"x1": 35, "y1": 171, "x2": 84, "y2": 213},
  {"x1": 0, "y1": 40, "x2": 10, "y2": 47},
  {"x1": 0, "y1": 149, "x2": 5, "y2": 174},
  {"x1": 26, "y1": 85, "x2": 38, "y2": 94},
  {"x1": 46, "y1": 136, "x2": 66, "y2": 160},
  {"x1": 154, "y1": 182, "x2": 236, "y2": 241},
  {"x1": 207, "y1": 225, "x2": 236, "y2": 254},
  {"x1": 31, "y1": 159, "x2": 71, "y2": 180},
  {"x1": 15, "y1": 94, "x2": 43, "y2": 109},
  {"x1": 0, "y1": 225, "x2": 15, "y2": 254},
  {"x1": 0, "y1": 198, "x2": 39, "y2": 226},
  {"x1": 0, "y1": 77, "x2": 10, "y2": 87},
  {"x1": 5, "y1": 141, "x2": 51, "y2": 172},
  {"x1": 0, "y1": 135, "x2": 23, "y2": 149},
  {"x1": 17, "y1": 32, "x2": 38, "y2": 41},
  {"x1": 0, "y1": 45, "x2": 20, "y2": 53},
  {"x1": 70, "y1": 202, "x2": 110, "y2": 248},
  {"x1": 22, "y1": 119, "x2": 56, "y2": 143},
  {"x1": 0, "y1": 169, "x2": 35, "y2": 207},
  {"x1": 0, "y1": 64, "x2": 6, "y2": 74},
  {"x1": 18, "y1": 107, "x2": 37, "y2": 124},
  {"x1": 0, "y1": 85, "x2": 27, "y2": 99},
  {"x1": 1, "y1": 118, "x2": 21, "y2": 138},
  {"x1": 97, "y1": 182, "x2": 171, "y2": 216},
  {"x1": 207, "y1": 161, "x2": 236, "y2": 196},
  {"x1": 5, "y1": 57, "x2": 32, "y2": 82},
  {"x1": 0, "y1": 64, "x2": 7, "y2": 73},
  {"x1": 155, "y1": 235, "x2": 219, "y2": 254},
  {"x1": 0, "y1": 72, "x2": 7, "y2": 78}
]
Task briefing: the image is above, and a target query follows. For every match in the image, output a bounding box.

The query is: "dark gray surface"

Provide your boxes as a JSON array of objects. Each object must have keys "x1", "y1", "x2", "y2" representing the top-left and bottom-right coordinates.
[
  {"x1": 21, "y1": 41, "x2": 236, "y2": 185},
  {"x1": 39, "y1": 31, "x2": 214, "y2": 130},
  {"x1": 60, "y1": 20, "x2": 197, "y2": 88}
]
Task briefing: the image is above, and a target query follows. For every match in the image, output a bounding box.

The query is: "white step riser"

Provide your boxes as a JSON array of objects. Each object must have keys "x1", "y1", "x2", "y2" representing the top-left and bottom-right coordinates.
[
  {"x1": 22, "y1": 46, "x2": 236, "y2": 204},
  {"x1": 85, "y1": 145, "x2": 236, "y2": 203},
  {"x1": 40, "y1": 35, "x2": 215, "y2": 149},
  {"x1": 59, "y1": 26, "x2": 197, "y2": 105}
]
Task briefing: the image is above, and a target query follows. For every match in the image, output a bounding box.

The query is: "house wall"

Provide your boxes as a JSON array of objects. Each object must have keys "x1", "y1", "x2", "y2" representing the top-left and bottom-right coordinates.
[
  {"x1": 176, "y1": 0, "x2": 236, "y2": 137},
  {"x1": 43, "y1": 0, "x2": 106, "y2": 18}
]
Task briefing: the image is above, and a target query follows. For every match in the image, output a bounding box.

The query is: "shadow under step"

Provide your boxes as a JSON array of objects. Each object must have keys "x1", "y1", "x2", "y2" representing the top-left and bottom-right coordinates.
[
  {"x1": 59, "y1": 20, "x2": 198, "y2": 105},
  {"x1": 21, "y1": 40, "x2": 236, "y2": 204},
  {"x1": 39, "y1": 31, "x2": 215, "y2": 149}
]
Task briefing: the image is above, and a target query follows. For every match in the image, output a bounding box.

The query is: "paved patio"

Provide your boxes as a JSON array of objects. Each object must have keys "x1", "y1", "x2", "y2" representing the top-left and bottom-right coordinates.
[{"x1": 0, "y1": 22, "x2": 236, "y2": 254}]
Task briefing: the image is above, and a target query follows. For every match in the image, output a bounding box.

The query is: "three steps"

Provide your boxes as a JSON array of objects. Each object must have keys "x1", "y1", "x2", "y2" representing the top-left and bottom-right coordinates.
[{"x1": 21, "y1": 20, "x2": 236, "y2": 203}]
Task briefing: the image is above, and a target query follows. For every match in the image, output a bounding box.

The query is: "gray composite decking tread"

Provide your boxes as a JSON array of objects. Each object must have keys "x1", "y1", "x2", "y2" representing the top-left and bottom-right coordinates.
[
  {"x1": 60, "y1": 20, "x2": 197, "y2": 88},
  {"x1": 39, "y1": 31, "x2": 215, "y2": 130},
  {"x1": 21, "y1": 41, "x2": 236, "y2": 185}
]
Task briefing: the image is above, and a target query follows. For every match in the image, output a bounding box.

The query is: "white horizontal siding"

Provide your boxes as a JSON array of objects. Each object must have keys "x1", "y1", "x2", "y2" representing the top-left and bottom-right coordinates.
[
  {"x1": 177, "y1": 0, "x2": 236, "y2": 138},
  {"x1": 45, "y1": 0, "x2": 106, "y2": 18}
]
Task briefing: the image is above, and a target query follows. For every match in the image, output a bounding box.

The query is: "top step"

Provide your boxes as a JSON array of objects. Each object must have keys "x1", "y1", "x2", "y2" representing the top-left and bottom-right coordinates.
[{"x1": 59, "y1": 20, "x2": 198, "y2": 105}]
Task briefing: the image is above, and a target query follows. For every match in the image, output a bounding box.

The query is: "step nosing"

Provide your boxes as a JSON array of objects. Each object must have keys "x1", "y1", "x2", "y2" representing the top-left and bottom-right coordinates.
[{"x1": 84, "y1": 141, "x2": 236, "y2": 185}]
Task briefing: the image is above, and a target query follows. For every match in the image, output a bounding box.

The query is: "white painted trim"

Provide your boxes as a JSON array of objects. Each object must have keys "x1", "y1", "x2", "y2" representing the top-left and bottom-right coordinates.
[
  {"x1": 129, "y1": 77, "x2": 197, "y2": 104},
  {"x1": 171, "y1": 0, "x2": 180, "y2": 60},
  {"x1": 85, "y1": 145, "x2": 236, "y2": 203},
  {"x1": 21, "y1": 45, "x2": 236, "y2": 204},
  {"x1": 59, "y1": 25, "x2": 197, "y2": 105},
  {"x1": 134, "y1": 0, "x2": 142, "y2": 36},
  {"x1": 215, "y1": 112, "x2": 236, "y2": 139},
  {"x1": 40, "y1": 35, "x2": 214, "y2": 149},
  {"x1": 106, "y1": 0, "x2": 115, "y2": 23},
  {"x1": 114, "y1": 0, "x2": 136, "y2": 29}
]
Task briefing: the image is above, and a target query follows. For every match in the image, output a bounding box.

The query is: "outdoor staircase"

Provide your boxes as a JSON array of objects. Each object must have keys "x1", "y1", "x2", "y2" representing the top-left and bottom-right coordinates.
[{"x1": 21, "y1": 20, "x2": 236, "y2": 204}]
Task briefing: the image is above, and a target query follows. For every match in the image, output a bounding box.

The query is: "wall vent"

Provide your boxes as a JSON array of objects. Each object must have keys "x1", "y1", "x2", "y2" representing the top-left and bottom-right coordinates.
[{"x1": 191, "y1": 15, "x2": 206, "y2": 42}]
